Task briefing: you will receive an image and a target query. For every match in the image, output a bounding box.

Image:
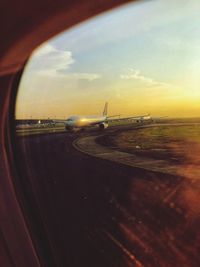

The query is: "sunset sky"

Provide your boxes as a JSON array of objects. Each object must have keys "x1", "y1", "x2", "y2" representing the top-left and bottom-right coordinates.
[{"x1": 16, "y1": 0, "x2": 200, "y2": 119}]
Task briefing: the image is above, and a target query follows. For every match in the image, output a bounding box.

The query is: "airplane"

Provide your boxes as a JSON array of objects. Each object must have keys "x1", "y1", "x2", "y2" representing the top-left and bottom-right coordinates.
[{"x1": 54, "y1": 102, "x2": 151, "y2": 131}]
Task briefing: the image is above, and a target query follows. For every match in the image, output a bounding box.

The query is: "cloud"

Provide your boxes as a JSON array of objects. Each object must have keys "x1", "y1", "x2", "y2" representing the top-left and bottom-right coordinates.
[
  {"x1": 65, "y1": 72, "x2": 101, "y2": 81},
  {"x1": 32, "y1": 43, "x2": 74, "y2": 76},
  {"x1": 30, "y1": 43, "x2": 101, "y2": 81},
  {"x1": 120, "y1": 68, "x2": 170, "y2": 87}
]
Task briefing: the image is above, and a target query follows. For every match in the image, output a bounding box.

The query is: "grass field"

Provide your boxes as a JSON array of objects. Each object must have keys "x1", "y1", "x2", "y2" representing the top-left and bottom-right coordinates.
[{"x1": 99, "y1": 124, "x2": 200, "y2": 167}]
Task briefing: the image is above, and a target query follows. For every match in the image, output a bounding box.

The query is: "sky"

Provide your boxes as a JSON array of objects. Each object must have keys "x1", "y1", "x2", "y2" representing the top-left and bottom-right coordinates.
[{"x1": 16, "y1": 0, "x2": 200, "y2": 119}]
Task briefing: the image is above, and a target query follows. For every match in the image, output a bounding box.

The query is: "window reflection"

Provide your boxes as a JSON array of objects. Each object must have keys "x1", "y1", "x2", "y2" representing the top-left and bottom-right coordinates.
[{"x1": 15, "y1": 1, "x2": 200, "y2": 266}]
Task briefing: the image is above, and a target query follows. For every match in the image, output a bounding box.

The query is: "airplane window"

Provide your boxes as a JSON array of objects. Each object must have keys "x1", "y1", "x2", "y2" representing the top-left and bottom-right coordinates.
[{"x1": 14, "y1": 0, "x2": 200, "y2": 266}]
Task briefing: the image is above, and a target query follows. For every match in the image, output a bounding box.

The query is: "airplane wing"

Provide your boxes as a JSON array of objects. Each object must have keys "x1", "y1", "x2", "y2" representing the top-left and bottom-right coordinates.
[
  {"x1": 107, "y1": 114, "x2": 150, "y2": 122},
  {"x1": 150, "y1": 116, "x2": 168, "y2": 122},
  {"x1": 52, "y1": 120, "x2": 66, "y2": 124},
  {"x1": 152, "y1": 116, "x2": 168, "y2": 119},
  {"x1": 107, "y1": 115, "x2": 121, "y2": 118}
]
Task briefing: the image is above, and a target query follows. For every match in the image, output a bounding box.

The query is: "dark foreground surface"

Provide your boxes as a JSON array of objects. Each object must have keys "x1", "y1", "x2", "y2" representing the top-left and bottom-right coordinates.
[{"x1": 15, "y1": 129, "x2": 200, "y2": 267}]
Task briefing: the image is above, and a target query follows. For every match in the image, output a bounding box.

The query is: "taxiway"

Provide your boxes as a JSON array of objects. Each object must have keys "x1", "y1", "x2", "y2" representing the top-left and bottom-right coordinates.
[{"x1": 15, "y1": 124, "x2": 200, "y2": 267}]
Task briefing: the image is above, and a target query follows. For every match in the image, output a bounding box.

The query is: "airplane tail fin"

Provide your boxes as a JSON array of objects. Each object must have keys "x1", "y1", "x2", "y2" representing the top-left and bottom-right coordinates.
[{"x1": 103, "y1": 102, "x2": 108, "y2": 116}]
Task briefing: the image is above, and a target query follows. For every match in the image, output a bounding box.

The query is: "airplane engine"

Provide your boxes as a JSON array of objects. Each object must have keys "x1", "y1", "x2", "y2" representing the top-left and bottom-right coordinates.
[
  {"x1": 65, "y1": 125, "x2": 73, "y2": 131},
  {"x1": 136, "y1": 118, "x2": 143, "y2": 123},
  {"x1": 99, "y1": 122, "x2": 108, "y2": 130}
]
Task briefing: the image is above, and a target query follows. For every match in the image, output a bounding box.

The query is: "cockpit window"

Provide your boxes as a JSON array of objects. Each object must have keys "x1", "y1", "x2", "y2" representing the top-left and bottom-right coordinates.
[{"x1": 14, "y1": 1, "x2": 200, "y2": 266}]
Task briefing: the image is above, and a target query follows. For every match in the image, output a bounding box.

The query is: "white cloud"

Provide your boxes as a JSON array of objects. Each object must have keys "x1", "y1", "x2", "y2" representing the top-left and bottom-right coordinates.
[
  {"x1": 120, "y1": 68, "x2": 170, "y2": 88},
  {"x1": 29, "y1": 43, "x2": 101, "y2": 81},
  {"x1": 31, "y1": 43, "x2": 74, "y2": 76},
  {"x1": 33, "y1": 43, "x2": 57, "y2": 56},
  {"x1": 64, "y1": 72, "x2": 101, "y2": 81}
]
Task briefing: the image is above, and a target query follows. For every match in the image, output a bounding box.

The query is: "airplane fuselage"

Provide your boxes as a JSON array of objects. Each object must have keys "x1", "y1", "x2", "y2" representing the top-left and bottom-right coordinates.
[{"x1": 65, "y1": 115, "x2": 107, "y2": 129}]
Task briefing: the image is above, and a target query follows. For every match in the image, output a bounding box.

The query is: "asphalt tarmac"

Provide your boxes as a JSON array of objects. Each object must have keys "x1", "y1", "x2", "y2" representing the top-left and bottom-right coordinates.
[{"x1": 15, "y1": 128, "x2": 200, "y2": 267}]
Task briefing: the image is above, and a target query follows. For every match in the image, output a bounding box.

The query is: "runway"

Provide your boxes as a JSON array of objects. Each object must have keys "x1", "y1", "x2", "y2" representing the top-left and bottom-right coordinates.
[
  {"x1": 15, "y1": 125, "x2": 200, "y2": 267},
  {"x1": 74, "y1": 134, "x2": 177, "y2": 176}
]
